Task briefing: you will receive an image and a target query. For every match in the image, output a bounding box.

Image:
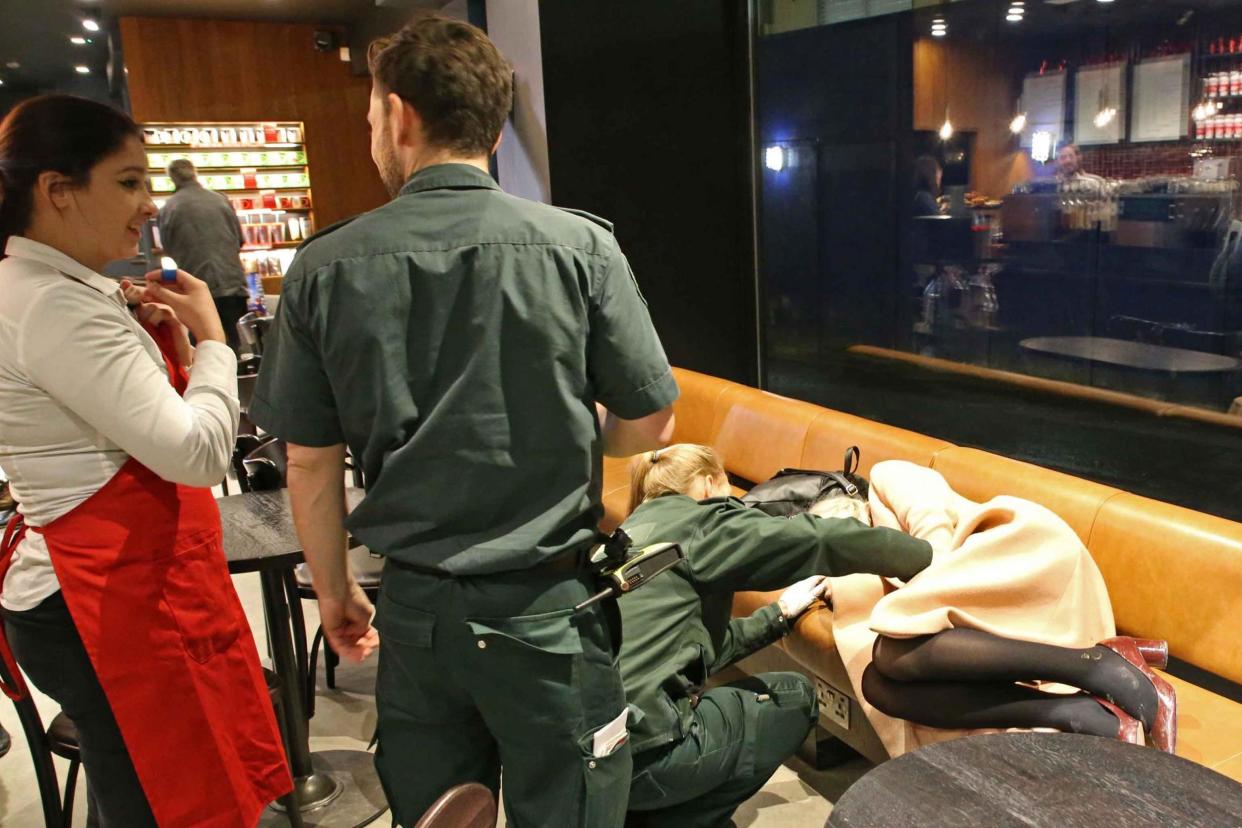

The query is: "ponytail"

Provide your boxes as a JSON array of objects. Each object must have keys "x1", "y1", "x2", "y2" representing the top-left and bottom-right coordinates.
[{"x1": 627, "y1": 443, "x2": 727, "y2": 516}]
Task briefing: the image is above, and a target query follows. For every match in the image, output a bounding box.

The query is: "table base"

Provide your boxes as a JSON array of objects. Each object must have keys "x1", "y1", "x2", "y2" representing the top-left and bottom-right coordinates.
[{"x1": 260, "y1": 750, "x2": 388, "y2": 828}]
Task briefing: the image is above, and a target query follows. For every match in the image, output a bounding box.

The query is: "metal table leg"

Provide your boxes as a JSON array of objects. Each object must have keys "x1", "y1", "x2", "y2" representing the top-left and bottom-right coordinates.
[{"x1": 257, "y1": 569, "x2": 387, "y2": 827}]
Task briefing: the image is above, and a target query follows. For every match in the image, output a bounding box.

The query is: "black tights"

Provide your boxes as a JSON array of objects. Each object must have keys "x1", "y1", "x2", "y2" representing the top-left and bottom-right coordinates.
[{"x1": 861, "y1": 629, "x2": 1158, "y2": 737}]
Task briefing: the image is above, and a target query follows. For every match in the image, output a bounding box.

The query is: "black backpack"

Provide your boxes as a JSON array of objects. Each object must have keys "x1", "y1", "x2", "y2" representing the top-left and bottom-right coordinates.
[{"x1": 741, "y1": 446, "x2": 868, "y2": 518}]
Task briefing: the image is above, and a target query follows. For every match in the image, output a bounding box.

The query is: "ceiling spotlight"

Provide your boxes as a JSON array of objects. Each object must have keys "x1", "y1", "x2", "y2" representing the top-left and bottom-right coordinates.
[
  {"x1": 5, "y1": 61, "x2": 19, "y2": 69},
  {"x1": 70, "y1": 36, "x2": 87, "y2": 45},
  {"x1": 940, "y1": 118, "x2": 954, "y2": 140},
  {"x1": 1010, "y1": 112, "x2": 1028, "y2": 133},
  {"x1": 75, "y1": 65, "x2": 91, "y2": 74},
  {"x1": 1007, "y1": 13, "x2": 1023, "y2": 21},
  {"x1": 1096, "y1": 0, "x2": 1114, "y2": 3},
  {"x1": 82, "y1": 18, "x2": 101, "y2": 32},
  {"x1": 0, "y1": 79, "x2": 5, "y2": 87}
]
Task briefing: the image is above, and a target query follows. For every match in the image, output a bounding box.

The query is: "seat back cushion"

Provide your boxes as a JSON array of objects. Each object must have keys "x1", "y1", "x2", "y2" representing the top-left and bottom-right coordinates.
[
  {"x1": 669, "y1": 367, "x2": 733, "y2": 446},
  {"x1": 800, "y1": 410, "x2": 952, "y2": 476},
  {"x1": 1089, "y1": 493, "x2": 1242, "y2": 685},
  {"x1": 712, "y1": 386, "x2": 823, "y2": 486},
  {"x1": 932, "y1": 447, "x2": 1119, "y2": 544}
]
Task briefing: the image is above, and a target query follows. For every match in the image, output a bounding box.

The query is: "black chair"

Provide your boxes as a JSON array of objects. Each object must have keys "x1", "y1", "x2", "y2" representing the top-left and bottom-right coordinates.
[
  {"x1": 0, "y1": 658, "x2": 82, "y2": 828},
  {"x1": 240, "y1": 438, "x2": 381, "y2": 717}
]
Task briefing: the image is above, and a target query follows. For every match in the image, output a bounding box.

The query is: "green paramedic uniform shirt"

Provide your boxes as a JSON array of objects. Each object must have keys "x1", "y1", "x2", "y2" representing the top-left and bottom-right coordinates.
[
  {"x1": 250, "y1": 163, "x2": 678, "y2": 575},
  {"x1": 615, "y1": 494, "x2": 934, "y2": 754}
]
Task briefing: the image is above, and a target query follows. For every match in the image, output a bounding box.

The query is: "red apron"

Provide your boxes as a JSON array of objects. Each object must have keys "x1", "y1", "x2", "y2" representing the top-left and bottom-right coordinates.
[{"x1": 0, "y1": 321, "x2": 292, "y2": 827}]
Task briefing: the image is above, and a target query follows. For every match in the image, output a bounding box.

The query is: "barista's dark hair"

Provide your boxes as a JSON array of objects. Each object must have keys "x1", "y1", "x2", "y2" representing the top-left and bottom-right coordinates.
[
  {"x1": 0, "y1": 95, "x2": 140, "y2": 254},
  {"x1": 913, "y1": 155, "x2": 942, "y2": 196},
  {"x1": 367, "y1": 14, "x2": 512, "y2": 157}
]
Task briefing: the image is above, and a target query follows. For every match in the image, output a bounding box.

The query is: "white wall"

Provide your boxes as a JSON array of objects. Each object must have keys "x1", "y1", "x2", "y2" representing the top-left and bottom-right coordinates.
[{"x1": 486, "y1": 0, "x2": 551, "y2": 203}]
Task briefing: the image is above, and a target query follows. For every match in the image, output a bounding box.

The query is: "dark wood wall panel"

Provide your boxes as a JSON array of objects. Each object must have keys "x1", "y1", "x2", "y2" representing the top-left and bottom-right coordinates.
[{"x1": 119, "y1": 17, "x2": 388, "y2": 228}]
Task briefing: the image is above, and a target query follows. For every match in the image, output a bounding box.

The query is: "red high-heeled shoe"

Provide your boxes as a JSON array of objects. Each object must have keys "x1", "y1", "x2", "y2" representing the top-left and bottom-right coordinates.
[
  {"x1": 1094, "y1": 696, "x2": 1144, "y2": 746},
  {"x1": 1100, "y1": 636, "x2": 1177, "y2": 754}
]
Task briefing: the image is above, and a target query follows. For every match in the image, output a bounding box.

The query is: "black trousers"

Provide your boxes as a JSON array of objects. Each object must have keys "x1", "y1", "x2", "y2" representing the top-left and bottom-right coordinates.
[
  {"x1": 3, "y1": 591, "x2": 157, "y2": 828},
  {"x1": 214, "y1": 295, "x2": 250, "y2": 355}
]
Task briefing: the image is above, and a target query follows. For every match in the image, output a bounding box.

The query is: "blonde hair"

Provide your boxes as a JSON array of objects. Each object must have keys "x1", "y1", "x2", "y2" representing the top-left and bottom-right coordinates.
[{"x1": 627, "y1": 443, "x2": 726, "y2": 515}]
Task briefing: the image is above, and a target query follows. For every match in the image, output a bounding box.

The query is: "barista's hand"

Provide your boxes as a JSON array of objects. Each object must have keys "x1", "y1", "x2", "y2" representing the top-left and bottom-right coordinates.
[
  {"x1": 122, "y1": 281, "x2": 195, "y2": 367},
  {"x1": 140, "y1": 269, "x2": 227, "y2": 345},
  {"x1": 318, "y1": 582, "x2": 380, "y2": 662},
  {"x1": 777, "y1": 575, "x2": 830, "y2": 621}
]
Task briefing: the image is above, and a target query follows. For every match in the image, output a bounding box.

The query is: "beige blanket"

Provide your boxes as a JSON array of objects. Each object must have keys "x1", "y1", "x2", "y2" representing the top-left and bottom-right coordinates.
[{"x1": 829, "y1": 460, "x2": 1115, "y2": 758}]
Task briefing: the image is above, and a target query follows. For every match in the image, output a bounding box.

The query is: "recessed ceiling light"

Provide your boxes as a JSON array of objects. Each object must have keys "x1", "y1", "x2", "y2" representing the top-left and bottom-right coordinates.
[
  {"x1": 1007, "y1": 13, "x2": 1023, "y2": 21},
  {"x1": 82, "y1": 18, "x2": 101, "y2": 32},
  {"x1": 75, "y1": 65, "x2": 90, "y2": 74},
  {"x1": 70, "y1": 36, "x2": 87, "y2": 45},
  {"x1": 5, "y1": 61, "x2": 19, "y2": 69},
  {"x1": 0, "y1": 79, "x2": 5, "y2": 87}
]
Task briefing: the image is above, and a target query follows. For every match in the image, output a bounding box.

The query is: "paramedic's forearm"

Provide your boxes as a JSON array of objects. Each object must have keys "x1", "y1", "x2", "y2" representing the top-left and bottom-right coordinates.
[
  {"x1": 599, "y1": 404, "x2": 676, "y2": 457},
  {"x1": 286, "y1": 442, "x2": 352, "y2": 601}
]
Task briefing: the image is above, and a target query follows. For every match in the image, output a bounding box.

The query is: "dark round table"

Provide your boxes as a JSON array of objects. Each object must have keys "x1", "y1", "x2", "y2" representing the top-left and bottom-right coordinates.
[
  {"x1": 827, "y1": 732, "x2": 1242, "y2": 828},
  {"x1": 219, "y1": 488, "x2": 387, "y2": 828}
]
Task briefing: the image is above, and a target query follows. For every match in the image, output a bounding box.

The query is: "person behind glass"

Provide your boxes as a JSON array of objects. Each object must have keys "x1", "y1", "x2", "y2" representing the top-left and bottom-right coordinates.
[
  {"x1": 616, "y1": 445, "x2": 933, "y2": 828},
  {"x1": 913, "y1": 155, "x2": 943, "y2": 217},
  {"x1": 1055, "y1": 143, "x2": 1105, "y2": 193},
  {"x1": 157, "y1": 158, "x2": 250, "y2": 353},
  {"x1": 0, "y1": 95, "x2": 291, "y2": 826},
  {"x1": 250, "y1": 14, "x2": 677, "y2": 827}
]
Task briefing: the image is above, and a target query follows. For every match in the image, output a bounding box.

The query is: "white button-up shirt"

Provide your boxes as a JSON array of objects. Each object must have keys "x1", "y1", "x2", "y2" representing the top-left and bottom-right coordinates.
[{"x1": 0, "y1": 236, "x2": 239, "y2": 611}]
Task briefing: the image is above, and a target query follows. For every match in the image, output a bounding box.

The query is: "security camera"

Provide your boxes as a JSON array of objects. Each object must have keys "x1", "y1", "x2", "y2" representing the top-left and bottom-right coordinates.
[{"x1": 313, "y1": 30, "x2": 335, "y2": 52}]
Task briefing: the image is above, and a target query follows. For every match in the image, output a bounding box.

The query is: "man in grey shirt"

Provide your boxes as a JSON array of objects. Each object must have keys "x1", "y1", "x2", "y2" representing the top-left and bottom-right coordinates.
[{"x1": 157, "y1": 159, "x2": 249, "y2": 352}]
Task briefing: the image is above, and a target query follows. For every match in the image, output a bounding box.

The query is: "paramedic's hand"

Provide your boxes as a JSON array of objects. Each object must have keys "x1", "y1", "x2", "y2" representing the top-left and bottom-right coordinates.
[
  {"x1": 778, "y1": 576, "x2": 830, "y2": 621},
  {"x1": 319, "y1": 582, "x2": 379, "y2": 662}
]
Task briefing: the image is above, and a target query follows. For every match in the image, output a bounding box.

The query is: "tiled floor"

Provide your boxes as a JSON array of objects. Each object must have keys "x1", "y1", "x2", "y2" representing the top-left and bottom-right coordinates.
[{"x1": 0, "y1": 483, "x2": 869, "y2": 826}]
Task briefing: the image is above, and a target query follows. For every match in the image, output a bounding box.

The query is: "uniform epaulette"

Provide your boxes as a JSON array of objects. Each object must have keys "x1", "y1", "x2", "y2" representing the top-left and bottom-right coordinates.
[
  {"x1": 297, "y1": 216, "x2": 359, "y2": 251},
  {"x1": 555, "y1": 207, "x2": 614, "y2": 233}
]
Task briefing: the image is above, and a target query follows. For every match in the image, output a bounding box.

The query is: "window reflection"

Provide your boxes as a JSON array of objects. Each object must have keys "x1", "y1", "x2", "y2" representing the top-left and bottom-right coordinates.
[{"x1": 755, "y1": 0, "x2": 1242, "y2": 519}]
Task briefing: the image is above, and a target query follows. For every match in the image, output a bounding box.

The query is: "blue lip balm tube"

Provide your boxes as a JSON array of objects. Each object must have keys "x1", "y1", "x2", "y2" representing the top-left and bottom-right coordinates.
[{"x1": 160, "y1": 256, "x2": 178, "y2": 284}]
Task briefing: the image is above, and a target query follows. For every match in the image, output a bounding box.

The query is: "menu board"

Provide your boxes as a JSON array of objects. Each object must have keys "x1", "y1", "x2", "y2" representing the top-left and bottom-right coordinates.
[
  {"x1": 1074, "y1": 63, "x2": 1126, "y2": 145},
  {"x1": 1021, "y1": 72, "x2": 1067, "y2": 149},
  {"x1": 1131, "y1": 55, "x2": 1191, "y2": 142}
]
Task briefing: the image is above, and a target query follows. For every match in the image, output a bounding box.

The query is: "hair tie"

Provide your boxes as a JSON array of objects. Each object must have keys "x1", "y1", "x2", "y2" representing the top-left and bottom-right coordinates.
[{"x1": 649, "y1": 449, "x2": 663, "y2": 462}]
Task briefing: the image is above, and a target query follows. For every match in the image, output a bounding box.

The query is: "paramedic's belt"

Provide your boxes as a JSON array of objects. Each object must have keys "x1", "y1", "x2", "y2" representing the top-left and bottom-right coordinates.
[{"x1": 574, "y1": 528, "x2": 685, "y2": 613}]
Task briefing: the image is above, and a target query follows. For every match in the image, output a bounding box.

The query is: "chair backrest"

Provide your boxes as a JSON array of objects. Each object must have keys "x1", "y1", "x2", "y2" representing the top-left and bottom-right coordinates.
[
  {"x1": 232, "y1": 434, "x2": 274, "y2": 493},
  {"x1": 0, "y1": 659, "x2": 65, "y2": 827},
  {"x1": 413, "y1": 783, "x2": 497, "y2": 828},
  {"x1": 242, "y1": 437, "x2": 288, "y2": 492},
  {"x1": 236, "y1": 313, "x2": 273, "y2": 356}
]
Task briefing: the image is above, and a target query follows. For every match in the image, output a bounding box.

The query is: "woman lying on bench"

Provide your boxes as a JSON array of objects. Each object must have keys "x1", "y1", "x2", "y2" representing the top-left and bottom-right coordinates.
[
  {"x1": 813, "y1": 460, "x2": 1176, "y2": 757},
  {"x1": 615, "y1": 444, "x2": 935, "y2": 828}
]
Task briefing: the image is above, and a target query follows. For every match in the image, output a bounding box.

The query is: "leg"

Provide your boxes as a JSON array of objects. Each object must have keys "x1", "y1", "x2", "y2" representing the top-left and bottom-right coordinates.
[
  {"x1": 3, "y1": 592, "x2": 158, "y2": 828},
  {"x1": 373, "y1": 583, "x2": 500, "y2": 827},
  {"x1": 872, "y1": 629, "x2": 1158, "y2": 728},
  {"x1": 862, "y1": 663, "x2": 1122, "y2": 736},
  {"x1": 477, "y1": 595, "x2": 633, "y2": 828},
  {"x1": 214, "y1": 295, "x2": 248, "y2": 355},
  {"x1": 627, "y1": 672, "x2": 818, "y2": 828}
]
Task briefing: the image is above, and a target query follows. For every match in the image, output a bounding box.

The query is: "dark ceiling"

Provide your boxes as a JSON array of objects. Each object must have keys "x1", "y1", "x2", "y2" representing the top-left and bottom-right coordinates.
[{"x1": 0, "y1": 0, "x2": 449, "y2": 102}]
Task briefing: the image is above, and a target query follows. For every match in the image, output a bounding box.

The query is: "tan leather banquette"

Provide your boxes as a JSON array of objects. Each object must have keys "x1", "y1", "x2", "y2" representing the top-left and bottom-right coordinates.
[{"x1": 598, "y1": 367, "x2": 1242, "y2": 782}]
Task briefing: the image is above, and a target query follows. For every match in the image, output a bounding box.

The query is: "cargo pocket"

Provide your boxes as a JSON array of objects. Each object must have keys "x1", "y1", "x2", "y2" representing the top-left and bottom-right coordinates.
[
  {"x1": 627, "y1": 768, "x2": 668, "y2": 810},
  {"x1": 374, "y1": 590, "x2": 436, "y2": 697},
  {"x1": 576, "y1": 714, "x2": 633, "y2": 828},
  {"x1": 466, "y1": 609, "x2": 584, "y2": 728},
  {"x1": 163, "y1": 535, "x2": 242, "y2": 664}
]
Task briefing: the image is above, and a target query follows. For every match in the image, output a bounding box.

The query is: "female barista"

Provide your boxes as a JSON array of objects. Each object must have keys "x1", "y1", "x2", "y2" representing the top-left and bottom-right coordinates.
[
  {"x1": 0, "y1": 95, "x2": 290, "y2": 826},
  {"x1": 616, "y1": 444, "x2": 933, "y2": 828}
]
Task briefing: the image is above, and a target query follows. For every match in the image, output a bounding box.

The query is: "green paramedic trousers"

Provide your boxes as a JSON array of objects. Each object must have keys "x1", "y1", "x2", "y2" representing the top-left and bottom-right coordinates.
[
  {"x1": 374, "y1": 560, "x2": 631, "y2": 827},
  {"x1": 625, "y1": 672, "x2": 818, "y2": 828}
]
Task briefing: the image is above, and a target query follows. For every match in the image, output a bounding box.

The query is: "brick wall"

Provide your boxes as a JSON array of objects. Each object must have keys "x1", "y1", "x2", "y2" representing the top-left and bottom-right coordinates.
[{"x1": 1079, "y1": 141, "x2": 1242, "y2": 179}]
